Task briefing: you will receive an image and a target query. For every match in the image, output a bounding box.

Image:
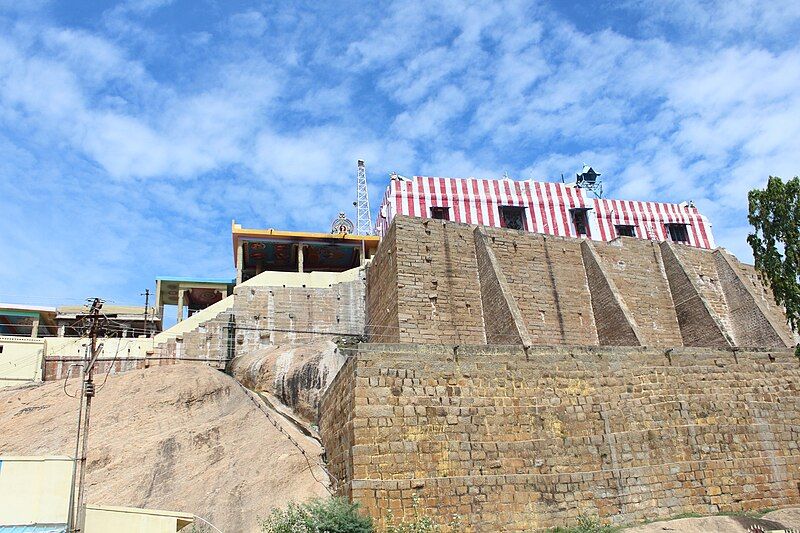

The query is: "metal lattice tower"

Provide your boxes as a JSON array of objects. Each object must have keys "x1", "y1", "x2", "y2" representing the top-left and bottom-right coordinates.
[{"x1": 356, "y1": 159, "x2": 372, "y2": 235}]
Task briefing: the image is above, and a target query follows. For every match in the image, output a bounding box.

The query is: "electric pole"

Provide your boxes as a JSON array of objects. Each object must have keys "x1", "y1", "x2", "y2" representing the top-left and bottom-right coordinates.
[
  {"x1": 68, "y1": 297, "x2": 104, "y2": 533},
  {"x1": 141, "y1": 288, "x2": 150, "y2": 337}
]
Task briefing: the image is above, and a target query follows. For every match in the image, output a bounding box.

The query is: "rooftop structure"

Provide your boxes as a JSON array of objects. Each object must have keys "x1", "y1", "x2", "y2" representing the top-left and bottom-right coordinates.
[
  {"x1": 0, "y1": 304, "x2": 56, "y2": 338},
  {"x1": 376, "y1": 175, "x2": 715, "y2": 249},
  {"x1": 231, "y1": 220, "x2": 380, "y2": 284},
  {"x1": 155, "y1": 277, "x2": 234, "y2": 324},
  {"x1": 55, "y1": 305, "x2": 162, "y2": 337}
]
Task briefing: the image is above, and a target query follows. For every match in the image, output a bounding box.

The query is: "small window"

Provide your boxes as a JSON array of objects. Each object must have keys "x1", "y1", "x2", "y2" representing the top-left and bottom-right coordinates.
[
  {"x1": 571, "y1": 208, "x2": 590, "y2": 236},
  {"x1": 430, "y1": 206, "x2": 450, "y2": 220},
  {"x1": 666, "y1": 223, "x2": 689, "y2": 243},
  {"x1": 499, "y1": 206, "x2": 527, "y2": 230},
  {"x1": 615, "y1": 224, "x2": 636, "y2": 238}
]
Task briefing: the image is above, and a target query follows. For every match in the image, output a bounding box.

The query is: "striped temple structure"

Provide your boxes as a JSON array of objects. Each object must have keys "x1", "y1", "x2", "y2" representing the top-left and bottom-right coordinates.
[{"x1": 375, "y1": 176, "x2": 715, "y2": 249}]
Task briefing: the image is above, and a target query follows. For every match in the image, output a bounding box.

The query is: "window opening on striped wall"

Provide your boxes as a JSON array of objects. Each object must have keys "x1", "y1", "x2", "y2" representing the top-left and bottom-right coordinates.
[
  {"x1": 430, "y1": 206, "x2": 450, "y2": 220},
  {"x1": 499, "y1": 206, "x2": 527, "y2": 230},
  {"x1": 666, "y1": 223, "x2": 690, "y2": 243},
  {"x1": 615, "y1": 224, "x2": 636, "y2": 237}
]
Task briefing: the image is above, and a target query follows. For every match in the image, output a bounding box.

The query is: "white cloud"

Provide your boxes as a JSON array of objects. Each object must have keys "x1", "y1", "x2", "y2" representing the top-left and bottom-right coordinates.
[
  {"x1": 1, "y1": 0, "x2": 799, "y2": 307},
  {"x1": 228, "y1": 10, "x2": 268, "y2": 38}
]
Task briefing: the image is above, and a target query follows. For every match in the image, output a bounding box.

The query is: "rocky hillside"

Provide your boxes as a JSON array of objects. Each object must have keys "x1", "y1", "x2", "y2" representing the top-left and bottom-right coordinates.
[{"x1": 0, "y1": 364, "x2": 330, "y2": 532}]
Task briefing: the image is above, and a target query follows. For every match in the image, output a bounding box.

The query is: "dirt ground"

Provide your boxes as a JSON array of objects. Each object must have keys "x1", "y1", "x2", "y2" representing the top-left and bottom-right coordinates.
[
  {"x1": 625, "y1": 507, "x2": 800, "y2": 532},
  {"x1": 0, "y1": 364, "x2": 330, "y2": 532}
]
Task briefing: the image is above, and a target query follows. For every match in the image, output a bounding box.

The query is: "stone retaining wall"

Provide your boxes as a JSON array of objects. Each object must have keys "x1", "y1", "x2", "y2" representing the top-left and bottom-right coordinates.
[{"x1": 319, "y1": 343, "x2": 800, "y2": 531}]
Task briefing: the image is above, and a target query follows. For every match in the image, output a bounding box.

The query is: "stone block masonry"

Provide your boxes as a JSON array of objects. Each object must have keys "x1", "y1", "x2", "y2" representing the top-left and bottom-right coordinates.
[
  {"x1": 319, "y1": 344, "x2": 800, "y2": 531},
  {"x1": 367, "y1": 216, "x2": 795, "y2": 349}
]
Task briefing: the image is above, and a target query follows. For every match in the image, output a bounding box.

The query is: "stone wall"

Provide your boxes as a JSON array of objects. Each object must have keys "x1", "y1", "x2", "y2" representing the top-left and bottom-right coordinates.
[
  {"x1": 232, "y1": 273, "x2": 365, "y2": 351},
  {"x1": 366, "y1": 223, "x2": 400, "y2": 344},
  {"x1": 367, "y1": 217, "x2": 794, "y2": 349},
  {"x1": 319, "y1": 343, "x2": 800, "y2": 531}
]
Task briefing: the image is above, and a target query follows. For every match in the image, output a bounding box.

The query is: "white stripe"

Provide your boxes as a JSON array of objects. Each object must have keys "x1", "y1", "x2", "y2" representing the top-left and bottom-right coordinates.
[{"x1": 548, "y1": 182, "x2": 565, "y2": 236}]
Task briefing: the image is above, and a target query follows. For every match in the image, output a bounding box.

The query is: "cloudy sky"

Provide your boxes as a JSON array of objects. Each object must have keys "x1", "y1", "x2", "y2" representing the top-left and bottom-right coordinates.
[{"x1": 1, "y1": 0, "x2": 799, "y2": 309}]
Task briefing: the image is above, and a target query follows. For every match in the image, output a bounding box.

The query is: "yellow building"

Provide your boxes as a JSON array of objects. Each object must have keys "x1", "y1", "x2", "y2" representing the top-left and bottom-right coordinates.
[
  {"x1": 83, "y1": 505, "x2": 194, "y2": 533},
  {"x1": 0, "y1": 456, "x2": 195, "y2": 533},
  {"x1": 0, "y1": 336, "x2": 46, "y2": 388}
]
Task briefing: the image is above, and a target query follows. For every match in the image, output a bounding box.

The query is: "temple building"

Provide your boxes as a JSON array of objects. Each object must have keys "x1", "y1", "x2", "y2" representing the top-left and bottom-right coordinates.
[
  {"x1": 375, "y1": 170, "x2": 715, "y2": 249},
  {"x1": 231, "y1": 217, "x2": 380, "y2": 284}
]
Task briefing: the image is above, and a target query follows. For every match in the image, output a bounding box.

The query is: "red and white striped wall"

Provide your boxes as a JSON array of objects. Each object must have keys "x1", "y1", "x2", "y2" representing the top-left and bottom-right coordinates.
[{"x1": 375, "y1": 176, "x2": 715, "y2": 249}]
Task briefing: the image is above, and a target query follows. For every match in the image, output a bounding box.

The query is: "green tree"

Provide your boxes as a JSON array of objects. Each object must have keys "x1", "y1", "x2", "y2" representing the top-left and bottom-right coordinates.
[{"x1": 747, "y1": 176, "x2": 800, "y2": 355}]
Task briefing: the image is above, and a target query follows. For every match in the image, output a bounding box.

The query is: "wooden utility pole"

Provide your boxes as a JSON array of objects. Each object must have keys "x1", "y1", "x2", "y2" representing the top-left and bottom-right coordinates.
[{"x1": 68, "y1": 298, "x2": 104, "y2": 533}]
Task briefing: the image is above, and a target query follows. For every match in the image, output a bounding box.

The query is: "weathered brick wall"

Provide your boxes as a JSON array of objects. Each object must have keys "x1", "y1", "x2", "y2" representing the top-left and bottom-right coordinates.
[
  {"x1": 714, "y1": 252, "x2": 795, "y2": 347},
  {"x1": 321, "y1": 344, "x2": 800, "y2": 531},
  {"x1": 366, "y1": 222, "x2": 400, "y2": 343},
  {"x1": 659, "y1": 242, "x2": 731, "y2": 347},
  {"x1": 232, "y1": 274, "x2": 366, "y2": 352},
  {"x1": 473, "y1": 229, "x2": 525, "y2": 344},
  {"x1": 581, "y1": 241, "x2": 641, "y2": 345},
  {"x1": 370, "y1": 217, "x2": 793, "y2": 349},
  {"x1": 670, "y1": 244, "x2": 734, "y2": 337},
  {"x1": 483, "y1": 228, "x2": 598, "y2": 345},
  {"x1": 393, "y1": 218, "x2": 486, "y2": 345},
  {"x1": 591, "y1": 238, "x2": 683, "y2": 346},
  {"x1": 318, "y1": 353, "x2": 357, "y2": 494}
]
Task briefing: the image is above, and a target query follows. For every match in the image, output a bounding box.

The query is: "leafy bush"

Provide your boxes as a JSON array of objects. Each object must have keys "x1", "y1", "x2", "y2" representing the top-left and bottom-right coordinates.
[
  {"x1": 549, "y1": 514, "x2": 619, "y2": 533},
  {"x1": 384, "y1": 494, "x2": 461, "y2": 533},
  {"x1": 259, "y1": 498, "x2": 374, "y2": 533}
]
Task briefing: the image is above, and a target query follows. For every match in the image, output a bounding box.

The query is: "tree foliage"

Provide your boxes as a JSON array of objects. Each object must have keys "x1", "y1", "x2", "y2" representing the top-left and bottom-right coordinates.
[{"x1": 747, "y1": 176, "x2": 800, "y2": 352}]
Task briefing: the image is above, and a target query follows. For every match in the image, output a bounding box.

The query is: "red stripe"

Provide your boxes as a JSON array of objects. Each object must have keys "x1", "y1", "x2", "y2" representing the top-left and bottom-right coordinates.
[
  {"x1": 627, "y1": 201, "x2": 641, "y2": 236},
  {"x1": 472, "y1": 179, "x2": 484, "y2": 225},
  {"x1": 695, "y1": 211, "x2": 711, "y2": 248},
  {"x1": 437, "y1": 177, "x2": 447, "y2": 207},
  {"x1": 594, "y1": 199, "x2": 607, "y2": 241},
  {"x1": 524, "y1": 181, "x2": 536, "y2": 232},
  {"x1": 415, "y1": 178, "x2": 425, "y2": 218},
  {"x1": 459, "y1": 178, "x2": 471, "y2": 224},
  {"x1": 545, "y1": 184, "x2": 560, "y2": 236},
  {"x1": 482, "y1": 179, "x2": 495, "y2": 226},
  {"x1": 503, "y1": 180, "x2": 514, "y2": 204},
  {"x1": 537, "y1": 181, "x2": 551, "y2": 233},
  {"x1": 559, "y1": 185, "x2": 574, "y2": 237},
  {"x1": 493, "y1": 179, "x2": 504, "y2": 227},
  {"x1": 643, "y1": 201, "x2": 657, "y2": 240},
  {"x1": 683, "y1": 206, "x2": 701, "y2": 248},
  {"x1": 449, "y1": 178, "x2": 461, "y2": 222}
]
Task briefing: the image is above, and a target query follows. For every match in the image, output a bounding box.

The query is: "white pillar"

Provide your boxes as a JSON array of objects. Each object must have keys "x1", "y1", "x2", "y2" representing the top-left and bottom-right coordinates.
[
  {"x1": 236, "y1": 241, "x2": 244, "y2": 285},
  {"x1": 298, "y1": 244, "x2": 304, "y2": 273},
  {"x1": 177, "y1": 289, "x2": 185, "y2": 323},
  {"x1": 30, "y1": 316, "x2": 40, "y2": 338}
]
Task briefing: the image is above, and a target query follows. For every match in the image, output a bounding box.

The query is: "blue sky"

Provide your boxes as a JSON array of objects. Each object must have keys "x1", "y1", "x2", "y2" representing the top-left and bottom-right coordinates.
[{"x1": 1, "y1": 0, "x2": 799, "y2": 309}]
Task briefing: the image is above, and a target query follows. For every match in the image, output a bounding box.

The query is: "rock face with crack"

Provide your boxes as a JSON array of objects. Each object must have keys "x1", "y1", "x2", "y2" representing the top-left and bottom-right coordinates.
[
  {"x1": 0, "y1": 364, "x2": 330, "y2": 532},
  {"x1": 228, "y1": 340, "x2": 346, "y2": 423}
]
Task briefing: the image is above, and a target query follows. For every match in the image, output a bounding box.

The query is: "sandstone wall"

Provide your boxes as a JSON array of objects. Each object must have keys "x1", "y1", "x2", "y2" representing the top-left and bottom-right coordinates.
[
  {"x1": 320, "y1": 344, "x2": 800, "y2": 531},
  {"x1": 396, "y1": 218, "x2": 486, "y2": 345},
  {"x1": 368, "y1": 217, "x2": 794, "y2": 349},
  {"x1": 366, "y1": 223, "x2": 400, "y2": 343}
]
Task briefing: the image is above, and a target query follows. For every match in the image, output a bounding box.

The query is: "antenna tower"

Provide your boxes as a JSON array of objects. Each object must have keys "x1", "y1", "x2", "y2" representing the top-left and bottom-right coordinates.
[{"x1": 356, "y1": 159, "x2": 372, "y2": 235}]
